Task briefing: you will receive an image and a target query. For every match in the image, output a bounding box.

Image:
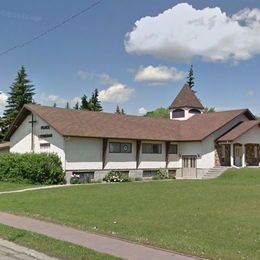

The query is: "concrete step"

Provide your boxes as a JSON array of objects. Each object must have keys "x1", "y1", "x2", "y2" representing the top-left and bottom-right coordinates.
[{"x1": 202, "y1": 167, "x2": 229, "y2": 180}]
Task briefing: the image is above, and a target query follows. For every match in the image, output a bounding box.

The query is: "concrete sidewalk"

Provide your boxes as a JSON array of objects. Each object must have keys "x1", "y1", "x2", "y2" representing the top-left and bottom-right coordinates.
[
  {"x1": 0, "y1": 212, "x2": 198, "y2": 260},
  {"x1": 0, "y1": 238, "x2": 57, "y2": 260}
]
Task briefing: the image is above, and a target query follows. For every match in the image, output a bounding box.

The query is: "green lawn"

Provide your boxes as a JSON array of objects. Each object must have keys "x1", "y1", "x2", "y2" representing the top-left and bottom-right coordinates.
[
  {"x1": 0, "y1": 182, "x2": 38, "y2": 192},
  {"x1": 0, "y1": 224, "x2": 117, "y2": 259},
  {"x1": 0, "y1": 168, "x2": 259, "y2": 259}
]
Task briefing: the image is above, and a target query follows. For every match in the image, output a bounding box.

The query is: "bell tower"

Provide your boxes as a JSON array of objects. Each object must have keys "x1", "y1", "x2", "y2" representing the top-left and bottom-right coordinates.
[{"x1": 169, "y1": 84, "x2": 204, "y2": 120}]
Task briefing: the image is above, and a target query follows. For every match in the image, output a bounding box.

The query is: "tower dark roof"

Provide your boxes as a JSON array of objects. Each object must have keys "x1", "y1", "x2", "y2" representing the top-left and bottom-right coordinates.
[{"x1": 169, "y1": 84, "x2": 204, "y2": 109}]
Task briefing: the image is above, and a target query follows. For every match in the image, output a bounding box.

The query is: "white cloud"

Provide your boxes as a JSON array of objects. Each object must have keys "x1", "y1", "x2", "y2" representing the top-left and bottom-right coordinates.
[
  {"x1": 98, "y1": 73, "x2": 117, "y2": 85},
  {"x1": 138, "y1": 107, "x2": 147, "y2": 115},
  {"x1": 36, "y1": 94, "x2": 80, "y2": 107},
  {"x1": 99, "y1": 84, "x2": 135, "y2": 103},
  {"x1": 0, "y1": 91, "x2": 8, "y2": 115},
  {"x1": 135, "y1": 65, "x2": 186, "y2": 82},
  {"x1": 125, "y1": 3, "x2": 260, "y2": 62}
]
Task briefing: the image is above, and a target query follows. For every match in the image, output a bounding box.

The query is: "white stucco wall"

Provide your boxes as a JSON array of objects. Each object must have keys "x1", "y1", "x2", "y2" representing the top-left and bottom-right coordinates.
[{"x1": 10, "y1": 113, "x2": 66, "y2": 169}]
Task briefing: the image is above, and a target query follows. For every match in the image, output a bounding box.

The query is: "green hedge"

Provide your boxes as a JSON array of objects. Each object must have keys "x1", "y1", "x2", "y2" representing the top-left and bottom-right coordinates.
[{"x1": 0, "y1": 153, "x2": 65, "y2": 185}]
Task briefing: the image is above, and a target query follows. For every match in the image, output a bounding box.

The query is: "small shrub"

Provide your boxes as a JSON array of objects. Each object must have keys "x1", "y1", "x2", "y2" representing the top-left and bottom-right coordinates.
[
  {"x1": 134, "y1": 177, "x2": 143, "y2": 181},
  {"x1": 0, "y1": 153, "x2": 65, "y2": 185},
  {"x1": 156, "y1": 168, "x2": 169, "y2": 179},
  {"x1": 103, "y1": 171, "x2": 130, "y2": 183}
]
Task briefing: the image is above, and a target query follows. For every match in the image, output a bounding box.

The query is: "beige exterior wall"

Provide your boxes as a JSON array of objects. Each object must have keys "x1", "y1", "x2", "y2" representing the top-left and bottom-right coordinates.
[{"x1": 65, "y1": 137, "x2": 103, "y2": 171}]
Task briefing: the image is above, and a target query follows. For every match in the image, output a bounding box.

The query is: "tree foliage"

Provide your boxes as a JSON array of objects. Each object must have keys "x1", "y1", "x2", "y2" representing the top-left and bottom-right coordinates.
[
  {"x1": 115, "y1": 105, "x2": 125, "y2": 115},
  {"x1": 204, "y1": 107, "x2": 215, "y2": 113},
  {"x1": 145, "y1": 107, "x2": 170, "y2": 119},
  {"x1": 187, "y1": 64, "x2": 195, "y2": 89},
  {"x1": 80, "y1": 89, "x2": 102, "y2": 111},
  {"x1": 1, "y1": 66, "x2": 35, "y2": 140}
]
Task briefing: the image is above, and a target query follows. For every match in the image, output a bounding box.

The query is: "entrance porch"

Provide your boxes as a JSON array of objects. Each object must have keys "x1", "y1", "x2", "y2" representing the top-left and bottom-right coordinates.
[{"x1": 216, "y1": 143, "x2": 260, "y2": 167}]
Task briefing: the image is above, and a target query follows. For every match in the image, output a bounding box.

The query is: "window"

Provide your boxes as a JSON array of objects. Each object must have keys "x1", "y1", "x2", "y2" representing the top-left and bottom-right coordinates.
[
  {"x1": 169, "y1": 144, "x2": 178, "y2": 154},
  {"x1": 142, "y1": 143, "x2": 162, "y2": 154},
  {"x1": 76, "y1": 172, "x2": 94, "y2": 180},
  {"x1": 172, "y1": 109, "x2": 184, "y2": 118},
  {"x1": 39, "y1": 134, "x2": 53, "y2": 139},
  {"x1": 254, "y1": 145, "x2": 258, "y2": 159},
  {"x1": 109, "y1": 142, "x2": 132, "y2": 153},
  {"x1": 41, "y1": 125, "x2": 50, "y2": 130},
  {"x1": 221, "y1": 145, "x2": 226, "y2": 159},
  {"x1": 40, "y1": 143, "x2": 50, "y2": 149},
  {"x1": 189, "y1": 109, "x2": 201, "y2": 114},
  {"x1": 143, "y1": 170, "x2": 157, "y2": 178}
]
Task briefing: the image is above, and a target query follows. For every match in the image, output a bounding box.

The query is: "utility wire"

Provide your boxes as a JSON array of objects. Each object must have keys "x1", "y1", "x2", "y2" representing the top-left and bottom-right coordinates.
[{"x1": 0, "y1": 0, "x2": 104, "y2": 57}]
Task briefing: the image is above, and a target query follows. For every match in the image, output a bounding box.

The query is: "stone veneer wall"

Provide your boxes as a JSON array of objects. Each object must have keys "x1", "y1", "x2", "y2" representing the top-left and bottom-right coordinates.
[
  {"x1": 245, "y1": 144, "x2": 260, "y2": 166},
  {"x1": 215, "y1": 144, "x2": 231, "y2": 166}
]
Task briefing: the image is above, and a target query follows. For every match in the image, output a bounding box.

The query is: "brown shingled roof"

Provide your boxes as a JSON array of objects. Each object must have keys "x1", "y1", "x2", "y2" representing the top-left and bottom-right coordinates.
[
  {"x1": 4, "y1": 104, "x2": 255, "y2": 142},
  {"x1": 169, "y1": 84, "x2": 204, "y2": 109},
  {"x1": 218, "y1": 120, "x2": 260, "y2": 142}
]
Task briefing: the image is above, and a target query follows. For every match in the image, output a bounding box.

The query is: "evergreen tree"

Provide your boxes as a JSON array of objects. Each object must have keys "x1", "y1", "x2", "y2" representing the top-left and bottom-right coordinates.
[
  {"x1": 65, "y1": 102, "x2": 70, "y2": 109},
  {"x1": 186, "y1": 65, "x2": 195, "y2": 89},
  {"x1": 53, "y1": 103, "x2": 57, "y2": 108},
  {"x1": 80, "y1": 95, "x2": 90, "y2": 110},
  {"x1": 3, "y1": 66, "x2": 35, "y2": 135},
  {"x1": 115, "y1": 105, "x2": 121, "y2": 114},
  {"x1": 90, "y1": 89, "x2": 102, "y2": 111},
  {"x1": 80, "y1": 89, "x2": 102, "y2": 111},
  {"x1": 115, "y1": 105, "x2": 125, "y2": 115},
  {"x1": 73, "y1": 102, "x2": 79, "y2": 110}
]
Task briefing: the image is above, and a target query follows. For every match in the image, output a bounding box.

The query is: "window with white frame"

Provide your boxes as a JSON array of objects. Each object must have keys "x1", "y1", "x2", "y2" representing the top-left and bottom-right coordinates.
[{"x1": 142, "y1": 143, "x2": 162, "y2": 154}]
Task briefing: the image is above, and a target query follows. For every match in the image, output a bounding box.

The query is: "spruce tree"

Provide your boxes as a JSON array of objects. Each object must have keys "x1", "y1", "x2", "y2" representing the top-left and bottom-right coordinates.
[
  {"x1": 73, "y1": 102, "x2": 79, "y2": 110},
  {"x1": 115, "y1": 105, "x2": 121, "y2": 114},
  {"x1": 53, "y1": 103, "x2": 57, "y2": 108},
  {"x1": 90, "y1": 89, "x2": 102, "y2": 112},
  {"x1": 186, "y1": 65, "x2": 195, "y2": 89},
  {"x1": 65, "y1": 102, "x2": 70, "y2": 109},
  {"x1": 3, "y1": 66, "x2": 35, "y2": 133},
  {"x1": 121, "y1": 108, "x2": 125, "y2": 115},
  {"x1": 80, "y1": 95, "x2": 90, "y2": 110}
]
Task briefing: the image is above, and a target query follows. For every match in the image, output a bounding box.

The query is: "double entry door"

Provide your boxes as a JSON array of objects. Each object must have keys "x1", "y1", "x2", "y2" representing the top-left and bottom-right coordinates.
[{"x1": 182, "y1": 156, "x2": 197, "y2": 178}]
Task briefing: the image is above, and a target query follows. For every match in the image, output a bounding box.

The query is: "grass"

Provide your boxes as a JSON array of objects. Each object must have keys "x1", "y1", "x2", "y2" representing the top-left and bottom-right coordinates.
[
  {"x1": 0, "y1": 168, "x2": 259, "y2": 259},
  {"x1": 0, "y1": 223, "x2": 118, "y2": 259},
  {"x1": 0, "y1": 182, "x2": 39, "y2": 192}
]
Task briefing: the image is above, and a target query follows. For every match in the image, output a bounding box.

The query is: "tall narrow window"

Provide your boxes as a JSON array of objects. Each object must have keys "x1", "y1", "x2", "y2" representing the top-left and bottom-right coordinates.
[
  {"x1": 221, "y1": 145, "x2": 226, "y2": 159},
  {"x1": 254, "y1": 145, "x2": 258, "y2": 159}
]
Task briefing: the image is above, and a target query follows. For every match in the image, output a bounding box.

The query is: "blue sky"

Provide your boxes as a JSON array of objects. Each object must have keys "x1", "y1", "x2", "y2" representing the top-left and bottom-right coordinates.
[{"x1": 0, "y1": 0, "x2": 260, "y2": 116}]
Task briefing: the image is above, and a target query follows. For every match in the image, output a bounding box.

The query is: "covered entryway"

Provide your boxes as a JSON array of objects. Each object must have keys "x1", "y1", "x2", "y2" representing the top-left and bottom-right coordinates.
[
  {"x1": 182, "y1": 155, "x2": 197, "y2": 178},
  {"x1": 234, "y1": 144, "x2": 243, "y2": 167},
  {"x1": 217, "y1": 120, "x2": 260, "y2": 168}
]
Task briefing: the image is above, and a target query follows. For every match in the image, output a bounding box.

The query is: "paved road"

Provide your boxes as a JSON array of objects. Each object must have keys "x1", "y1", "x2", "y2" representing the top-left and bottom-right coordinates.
[
  {"x1": 0, "y1": 212, "x2": 199, "y2": 260},
  {"x1": 0, "y1": 238, "x2": 57, "y2": 260}
]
